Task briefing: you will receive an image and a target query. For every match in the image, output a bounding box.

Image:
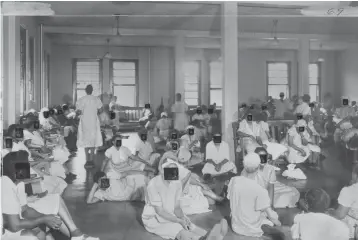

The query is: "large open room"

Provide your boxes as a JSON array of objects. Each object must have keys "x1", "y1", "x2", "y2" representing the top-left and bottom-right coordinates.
[{"x1": 1, "y1": 1, "x2": 358, "y2": 240}]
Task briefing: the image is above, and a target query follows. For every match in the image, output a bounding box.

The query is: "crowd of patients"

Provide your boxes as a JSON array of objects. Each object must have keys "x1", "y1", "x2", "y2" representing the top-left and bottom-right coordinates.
[{"x1": 2, "y1": 84, "x2": 358, "y2": 240}]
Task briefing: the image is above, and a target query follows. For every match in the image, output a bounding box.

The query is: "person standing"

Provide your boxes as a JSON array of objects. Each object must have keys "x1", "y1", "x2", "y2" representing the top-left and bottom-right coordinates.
[
  {"x1": 76, "y1": 85, "x2": 103, "y2": 168},
  {"x1": 171, "y1": 93, "x2": 189, "y2": 133},
  {"x1": 274, "y1": 92, "x2": 292, "y2": 119}
]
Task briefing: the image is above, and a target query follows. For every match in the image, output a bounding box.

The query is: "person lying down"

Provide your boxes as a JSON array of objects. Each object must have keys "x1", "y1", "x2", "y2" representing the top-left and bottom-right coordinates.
[{"x1": 142, "y1": 159, "x2": 228, "y2": 240}]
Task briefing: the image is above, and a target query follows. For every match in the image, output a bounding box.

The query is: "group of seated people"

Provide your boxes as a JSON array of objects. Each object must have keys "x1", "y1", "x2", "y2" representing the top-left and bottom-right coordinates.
[{"x1": 2, "y1": 91, "x2": 358, "y2": 240}]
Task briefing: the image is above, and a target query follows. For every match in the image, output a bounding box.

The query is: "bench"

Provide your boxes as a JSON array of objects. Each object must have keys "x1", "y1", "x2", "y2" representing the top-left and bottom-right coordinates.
[{"x1": 232, "y1": 120, "x2": 294, "y2": 169}]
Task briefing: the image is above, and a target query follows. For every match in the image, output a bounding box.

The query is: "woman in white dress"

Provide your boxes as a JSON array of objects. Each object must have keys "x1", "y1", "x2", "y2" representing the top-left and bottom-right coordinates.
[
  {"x1": 241, "y1": 147, "x2": 300, "y2": 209},
  {"x1": 171, "y1": 93, "x2": 189, "y2": 133},
  {"x1": 76, "y1": 85, "x2": 103, "y2": 168},
  {"x1": 294, "y1": 97, "x2": 311, "y2": 117},
  {"x1": 142, "y1": 159, "x2": 228, "y2": 240},
  {"x1": 236, "y1": 112, "x2": 261, "y2": 153},
  {"x1": 180, "y1": 125, "x2": 204, "y2": 166},
  {"x1": 202, "y1": 134, "x2": 237, "y2": 178},
  {"x1": 328, "y1": 164, "x2": 358, "y2": 239}
]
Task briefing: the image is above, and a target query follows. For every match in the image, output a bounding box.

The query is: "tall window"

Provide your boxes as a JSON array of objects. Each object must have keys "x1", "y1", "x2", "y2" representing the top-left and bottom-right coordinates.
[
  {"x1": 184, "y1": 61, "x2": 200, "y2": 107},
  {"x1": 73, "y1": 59, "x2": 102, "y2": 102},
  {"x1": 110, "y1": 60, "x2": 138, "y2": 107},
  {"x1": 309, "y1": 63, "x2": 321, "y2": 102},
  {"x1": 29, "y1": 37, "x2": 35, "y2": 102},
  {"x1": 20, "y1": 26, "x2": 27, "y2": 112},
  {"x1": 267, "y1": 62, "x2": 290, "y2": 98},
  {"x1": 209, "y1": 61, "x2": 222, "y2": 108}
]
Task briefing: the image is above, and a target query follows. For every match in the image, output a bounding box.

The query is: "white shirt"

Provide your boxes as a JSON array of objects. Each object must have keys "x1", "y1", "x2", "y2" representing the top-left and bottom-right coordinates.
[
  {"x1": 294, "y1": 103, "x2": 312, "y2": 116},
  {"x1": 134, "y1": 138, "x2": 154, "y2": 161},
  {"x1": 291, "y1": 213, "x2": 350, "y2": 240},
  {"x1": 105, "y1": 146, "x2": 132, "y2": 166},
  {"x1": 23, "y1": 130, "x2": 45, "y2": 146},
  {"x1": 205, "y1": 140, "x2": 230, "y2": 164},
  {"x1": 227, "y1": 176, "x2": 271, "y2": 237},
  {"x1": 338, "y1": 182, "x2": 358, "y2": 238},
  {"x1": 239, "y1": 119, "x2": 261, "y2": 137},
  {"x1": 12, "y1": 141, "x2": 31, "y2": 156}
]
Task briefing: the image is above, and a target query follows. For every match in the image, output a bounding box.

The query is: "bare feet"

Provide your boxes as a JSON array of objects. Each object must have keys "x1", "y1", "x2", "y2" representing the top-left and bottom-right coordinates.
[{"x1": 205, "y1": 219, "x2": 228, "y2": 240}]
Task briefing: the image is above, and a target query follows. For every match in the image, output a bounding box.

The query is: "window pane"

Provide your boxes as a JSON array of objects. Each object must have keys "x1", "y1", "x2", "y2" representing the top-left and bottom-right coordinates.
[
  {"x1": 210, "y1": 61, "x2": 222, "y2": 88},
  {"x1": 309, "y1": 85, "x2": 319, "y2": 102},
  {"x1": 185, "y1": 77, "x2": 199, "y2": 84},
  {"x1": 113, "y1": 77, "x2": 136, "y2": 85},
  {"x1": 113, "y1": 62, "x2": 135, "y2": 70},
  {"x1": 210, "y1": 89, "x2": 222, "y2": 107},
  {"x1": 184, "y1": 83, "x2": 198, "y2": 91},
  {"x1": 114, "y1": 86, "x2": 136, "y2": 107},
  {"x1": 268, "y1": 85, "x2": 289, "y2": 98},
  {"x1": 185, "y1": 92, "x2": 198, "y2": 99},
  {"x1": 185, "y1": 98, "x2": 198, "y2": 106},
  {"x1": 268, "y1": 63, "x2": 287, "y2": 71},
  {"x1": 268, "y1": 77, "x2": 288, "y2": 85},
  {"x1": 268, "y1": 71, "x2": 288, "y2": 79},
  {"x1": 75, "y1": 60, "x2": 101, "y2": 101}
]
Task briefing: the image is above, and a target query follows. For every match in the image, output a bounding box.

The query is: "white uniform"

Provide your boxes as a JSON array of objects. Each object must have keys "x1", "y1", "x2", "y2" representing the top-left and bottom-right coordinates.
[
  {"x1": 180, "y1": 134, "x2": 203, "y2": 166},
  {"x1": 291, "y1": 213, "x2": 350, "y2": 240},
  {"x1": 134, "y1": 137, "x2": 160, "y2": 166},
  {"x1": 338, "y1": 182, "x2": 358, "y2": 238},
  {"x1": 237, "y1": 119, "x2": 261, "y2": 152},
  {"x1": 294, "y1": 103, "x2": 312, "y2": 117},
  {"x1": 171, "y1": 101, "x2": 189, "y2": 132},
  {"x1": 202, "y1": 141, "x2": 237, "y2": 175},
  {"x1": 76, "y1": 95, "x2": 103, "y2": 148},
  {"x1": 285, "y1": 126, "x2": 311, "y2": 164}
]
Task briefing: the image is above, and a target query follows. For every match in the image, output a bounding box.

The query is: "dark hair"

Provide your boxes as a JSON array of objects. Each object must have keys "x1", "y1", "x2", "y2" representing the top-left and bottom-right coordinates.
[
  {"x1": 302, "y1": 94, "x2": 311, "y2": 103},
  {"x1": 111, "y1": 135, "x2": 122, "y2": 142},
  {"x1": 93, "y1": 171, "x2": 106, "y2": 183},
  {"x1": 85, "y1": 85, "x2": 93, "y2": 95},
  {"x1": 7, "y1": 124, "x2": 19, "y2": 138},
  {"x1": 2, "y1": 151, "x2": 29, "y2": 182},
  {"x1": 176, "y1": 93, "x2": 181, "y2": 99},
  {"x1": 347, "y1": 135, "x2": 358, "y2": 149},
  {"x1": 304, "y1": 188, "x2": 331, "y2": 213}
]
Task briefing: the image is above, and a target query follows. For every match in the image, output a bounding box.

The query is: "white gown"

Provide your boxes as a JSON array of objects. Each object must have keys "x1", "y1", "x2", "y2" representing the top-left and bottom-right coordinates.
[
  {"x1": 171, "y1": 101, "x2": 189, "y2": 132},
  {"x1": 76, "y1": 95, "x2": 103, "y2": 148},
  {"x1": 202, "y1": 141, "x2": 237, "y2": 175}
]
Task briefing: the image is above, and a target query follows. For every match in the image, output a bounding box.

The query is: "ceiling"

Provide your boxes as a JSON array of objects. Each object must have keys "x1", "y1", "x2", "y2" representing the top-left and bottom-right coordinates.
[{"x1": 26, "y1": 1, "x2": 358, "y2": 50}]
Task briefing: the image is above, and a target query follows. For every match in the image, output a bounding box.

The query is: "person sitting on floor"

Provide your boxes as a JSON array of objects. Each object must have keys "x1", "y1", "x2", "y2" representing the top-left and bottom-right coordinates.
[
  {"x1": 102, "y1": 135, "x2": 156, "y2": 176},
  {"x1": 191, "y1": 105, "x2": 210, "y2": 141},
  {"x1": 327, "y1": 164, "x2": 358, "y2": 240},
  {"x1": 2, "y1": 151, "x2": 100, "y2": 240},
  {"x1": 292, "y1": 188, "x2": 350, "y2": 240},
  {"x1": 227, "y1": 152, "x2": 283, "y2": 239},
  {"x1": 241, "y1": 147, "x2": 300, "y2": 209},
  {"x1": 86, "y1": 170, "x2": 150, "y2": 204},
  {"x1": 256, "y1": 112, "x2": 288, "y2": 161},
  {"x1": 139, "y1": 104, "x2": 153, "y2": 127},
  {"x1": 158, "y1": 158, "x2": 224, "y2": 215},
  {"x1": 202, "y1": 133, "x2": 237, "y2": 179},
  {"x1": 284, "y1": 119, "x2": 313, "y2": 165},
  {"x1": 134, "y1": 128, "x2": 161, "y2": 168},
  {"x1": 155, "y1": 112, "x2": 172, "y2": 141},
  {"x1": 39, "y1": 107, "x2": 61, "y2": 131},
  {"x1": 294, "y1": 96, "x2": 311, "y2": 118},
  {"x1": 160, "y1": 140, "x2": 189, "y2": 165},
  {"x1": 142, "y1": 159, "x2": 229, "y2": 240},
  {"x1": 7, "y1": 124, "x2": 69, "y2": 193},
  {"x1": 299, "y1": 118, "x2": 322, "y2": 168},
  {"x1": 236, "y1": 111, "x2": 262, "y2": 153},
  {"x1": 180, "y1": 125, "x2": 204, "y2": 166}
]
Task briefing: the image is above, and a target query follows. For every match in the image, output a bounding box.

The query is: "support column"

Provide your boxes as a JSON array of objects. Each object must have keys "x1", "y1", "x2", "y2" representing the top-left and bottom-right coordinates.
[
  {"x1": 40, "y1": 24, "x2": 44, "y2": 108},
  {"x1": 298, "y1": 38, "x2": 310, "y2": 96},
  {"x1": 221, "y1": 2, "x2": 239, "y2": 163},
  {"x1": 174, "y1": 35, "x2": 185, "y2": 96}
]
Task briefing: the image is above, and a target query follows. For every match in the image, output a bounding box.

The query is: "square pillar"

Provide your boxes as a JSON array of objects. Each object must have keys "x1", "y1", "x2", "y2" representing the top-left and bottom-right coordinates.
[
  {"x1": 298, "y1": 38, "x2": 310, "y2": 96},
  {"x1": 221, "y1": 2, "x2": 239, "y2": 163},
  {"x1": 174, "y1": 36, "x2": 185, "y2": 96}
]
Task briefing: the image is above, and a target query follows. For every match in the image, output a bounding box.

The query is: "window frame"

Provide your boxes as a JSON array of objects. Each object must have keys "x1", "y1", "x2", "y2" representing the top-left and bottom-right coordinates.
[
  {"x1": 209, "y1": 61, "x2": 222, "y2": 109},
  {"x1": 72, "y1": 58, "x2": 103, "y2": 103},
  {"x1": 20, "y1": 25, "x2": 27, "y2": 113},
  {"x1": 184, "y1": 60, "x2": 201, "y2": 109},
  {"x1": 309, "y1": 62, "x2": 322, "y2": 102},
  {"x1": 266, "y1": 61, "x2": 291, "y2": 98},
  {"x1": 29, "y1": 37, "x2": 35, "y2": 103},
  {"x1": 109, "y1": 59, "x2": 139, "y2": 107}
]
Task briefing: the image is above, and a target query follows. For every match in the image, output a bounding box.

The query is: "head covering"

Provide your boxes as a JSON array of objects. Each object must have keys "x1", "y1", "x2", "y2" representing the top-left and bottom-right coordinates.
[
  {"x1": 25, "y1": 109, "x2": 36, "y2": 115},
  {"x1": 243, "y1": 152, "x2": 261, "y2": 170},
  {"x1": 296, "y1": 119, "x2": 307, "y2": 127},
  {"x1": 39, "y1": 107, "x2": 50, "y2": 125},
  {"x1": 161, "y1": 112, "x2": 168, "y2": 117},
  {"x1": 304, "y1": 188, "x2": 331, "y2": 213},
  {"x1": 166, "y1": 140, "x2": 180, "y2": 149},
  {"x1": 186, "y1": 125, "x2": 195, "y2": 130}
]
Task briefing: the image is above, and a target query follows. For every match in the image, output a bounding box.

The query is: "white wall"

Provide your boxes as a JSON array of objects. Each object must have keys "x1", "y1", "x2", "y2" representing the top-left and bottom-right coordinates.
[
  {"x1": 2, "y1": 16, "x2": 52, "y2": 128},
  {"x1": 337, "y1": 47, "x2": 358, "y2": 103}
]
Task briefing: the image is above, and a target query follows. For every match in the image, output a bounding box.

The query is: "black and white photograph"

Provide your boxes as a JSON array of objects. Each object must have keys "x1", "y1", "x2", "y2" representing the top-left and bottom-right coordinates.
[{"x1": 1, "y1": 1, "x2": 358, "y2": 240}]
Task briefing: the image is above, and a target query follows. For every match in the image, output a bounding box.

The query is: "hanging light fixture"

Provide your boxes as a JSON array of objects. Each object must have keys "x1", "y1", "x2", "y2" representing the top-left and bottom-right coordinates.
[{"x1": 317, "y1": 43, "x2": 325, "y2": 62}]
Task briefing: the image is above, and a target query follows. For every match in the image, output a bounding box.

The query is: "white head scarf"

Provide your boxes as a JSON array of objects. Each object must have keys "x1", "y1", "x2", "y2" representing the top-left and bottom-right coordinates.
[
  {"x1": 39, "y1": 107, "x2": 50, "y2": 125},
  {"x1": 296, "y1": 119, "x2": 307, "y2": 127},
  {"x1": 161, "y1": 112, "x2": 168, "y2": 117},
  {"x1": 243, "y1": 152, "x2": 261, "y2": 170}
]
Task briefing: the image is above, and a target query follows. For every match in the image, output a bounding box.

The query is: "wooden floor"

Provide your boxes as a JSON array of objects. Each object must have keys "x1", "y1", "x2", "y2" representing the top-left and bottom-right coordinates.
[{"x1": 57, "y1": 133, "x2": 352, "y2": 240}]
